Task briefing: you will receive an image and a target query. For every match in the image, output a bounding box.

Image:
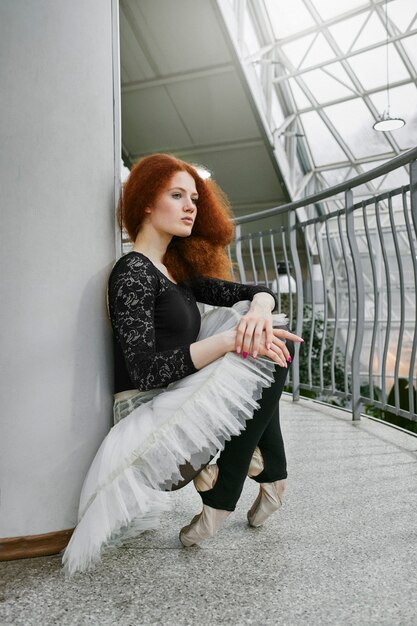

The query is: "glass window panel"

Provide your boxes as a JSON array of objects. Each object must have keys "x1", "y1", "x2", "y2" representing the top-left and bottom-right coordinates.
[
  {"x1": 328, "y1": 12, "x2": 369, "y2": 53},
  {"x1": 360, "y1": 159, "x2": 388, "y2": 172},
  {"x1": 264, "y1": 0, "x2": 315, "y2": 38},
  {"x1": 409, "y1": 11, "x2": 417, "y2": 29},
  {"x1": 281, "y1": 34, "x2": 316, "y2": 69},
  {"x1": 320, "y1": 167, "x2": 352, "y2": 186},
  {"x1": 377, "y1": 166, "x2": 409, "y2": 189},
  {"x1": 401, "y1": 34, "x2": 417, "y2": 70},
  {"x1": 355, "y1": 163, "x2": 409, "y2": 195},
  {"x1": 370, "y1": 83, "x2": 417, "y2": 150},
  {"x1": 288, "y1": 78, "x2": 312, "y2": 108},
  {"x1": 323, "y1": 63, "x2": 357, "y2": 94},
  {"x1": 299, "y1": 33, "x2": 336, "y2": 69},
  {"x1": 313, "y1": 0, "x2": 368, "y2": 21},
  {"x1": 301, "y1": 68, "x2": 355, "y2": 102},
  {"x1": 351, "y1": 12, "x2": 387, "y2": 51},
  {"x1": 299, "y1": 111, "x2": 347, "y2": 166},
  {"x1": 324, "y1": 98, "x2": 392, "y2": 159},
  {"x1": 348, "y1": 44, "x2": 409, "y2": 89},
  {"x1": 388, "y1": 0, "x2": 417, "y2": 32}
]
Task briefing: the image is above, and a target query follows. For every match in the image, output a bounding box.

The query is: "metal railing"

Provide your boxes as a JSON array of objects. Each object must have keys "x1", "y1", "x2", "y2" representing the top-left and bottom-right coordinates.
[{"x1": 231, "y1": 147, "x2": 417, "y2": 426}]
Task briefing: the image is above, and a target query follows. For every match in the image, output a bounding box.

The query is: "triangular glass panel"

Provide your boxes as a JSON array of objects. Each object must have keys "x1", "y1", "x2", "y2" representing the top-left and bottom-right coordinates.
[
  {"x1": 328, "y1": 12, "x2": 369, "y2": 53},
  {"x1": 351, "y1": 11, "x2": 387, "y2": 51},
  {"x1": 324, "y1": 98, "x2": 392, "y2": 160},
  {"x1": 281, "y1": 34, "x2": 316, "y2": 69},
  {"x1": 320, "y1": 167, "x2": 352, "y2": 186},
  {"x1": 299, "y1": 110, "x2": 348, "y2": 166},
  {"x1": 388, "y1": 0, "x2": 417, "y2": 33},
  {"x1": 302, "y1": 68, "x2": 355, "y2": 103},
  {"x1": 401, "y1": 34, "x2": 417, "y2": 71},
  {"x1": 348, "y1": 44, "x2": 409, "y2": 90},
  {"x1": 299, "y1": 33, "x2": 336, "y2": 69},
  {"x1": 313, "y1": 0, "x2": 367, "y2": 21},
  {"x1": 264, "y1": 0, "x2": 315, "y2": 38},
  {"x1": 323, "y1": 63, "x2": 357, "y2": 94}
]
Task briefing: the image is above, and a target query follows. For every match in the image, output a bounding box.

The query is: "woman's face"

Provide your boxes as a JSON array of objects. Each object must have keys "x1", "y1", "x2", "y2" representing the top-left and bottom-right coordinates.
[{"x1": 146, "y1": 171, "x2": 198, "y2": 239}]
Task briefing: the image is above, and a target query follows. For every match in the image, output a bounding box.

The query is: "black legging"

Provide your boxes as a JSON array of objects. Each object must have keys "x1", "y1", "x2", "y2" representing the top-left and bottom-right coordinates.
[
  {"x1": 172, "y1": 340, "x2": 294, "y2": 511},
  {"x1": 201, "y1": 342, "x2": 293, "y2": 511}
]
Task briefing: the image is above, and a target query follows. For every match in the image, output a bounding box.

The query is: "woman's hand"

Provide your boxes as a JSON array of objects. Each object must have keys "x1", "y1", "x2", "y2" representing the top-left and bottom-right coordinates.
[
  {"x1": 235, "y1": 293, "x2": 276, "y2": 359},
  {"x1": 256, "y1": 328, "x2": 304, "y2": 367}
]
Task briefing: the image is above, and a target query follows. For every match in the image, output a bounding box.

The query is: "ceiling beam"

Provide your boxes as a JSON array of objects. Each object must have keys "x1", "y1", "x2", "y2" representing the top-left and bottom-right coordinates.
[{"x1": 121, "y1": 63, "x2": 235, "y2": 93}]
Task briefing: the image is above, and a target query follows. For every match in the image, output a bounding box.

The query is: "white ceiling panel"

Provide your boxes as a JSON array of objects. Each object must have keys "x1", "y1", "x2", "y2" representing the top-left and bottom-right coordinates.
[
  {"x1": 122, "y1": 87, "x2": 192, "y2": 154},
  {"x1": 119, "y1": 9, "x2": 155, "y2": 82},
  {"x1": 122, "y1": 0, "x2": 231, "y2": 76},
  {"x1": 166, "y1": 71, "x2": 260, "y2": 145},
  {"x1": 176, "y1": 144, "x2": 286, "y2": 207}
]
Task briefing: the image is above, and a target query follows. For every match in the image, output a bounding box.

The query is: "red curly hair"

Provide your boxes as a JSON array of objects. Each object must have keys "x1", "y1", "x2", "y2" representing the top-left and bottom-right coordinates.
[{"x1": 119, "y1": 153, "x2": 234, "y2": 283}]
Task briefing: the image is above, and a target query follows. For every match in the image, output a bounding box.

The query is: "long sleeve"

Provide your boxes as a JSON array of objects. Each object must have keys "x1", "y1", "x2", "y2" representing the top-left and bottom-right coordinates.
[
  {"x1": 108, "y1": 255, "x2": 197, "y2": 391},
  {"x1": 187, "y1": 276, "x2": 278, "y2": 310}
]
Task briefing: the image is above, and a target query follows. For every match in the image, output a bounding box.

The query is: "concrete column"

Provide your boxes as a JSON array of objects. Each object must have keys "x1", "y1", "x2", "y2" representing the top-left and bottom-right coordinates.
[{"x1": 0, "y1": 0, "x2": 119, "y2": 538}]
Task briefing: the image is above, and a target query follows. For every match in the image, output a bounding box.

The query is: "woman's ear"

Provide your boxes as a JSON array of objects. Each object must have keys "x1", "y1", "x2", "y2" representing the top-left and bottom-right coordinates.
[{"x1": 144, "y1": 206, "x2": 152, "y2": 214}]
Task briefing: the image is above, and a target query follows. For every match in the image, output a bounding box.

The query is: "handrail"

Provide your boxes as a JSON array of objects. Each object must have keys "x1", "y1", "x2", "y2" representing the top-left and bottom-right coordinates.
[
  {"x1": 230, "y1": 149, "x2": 417, "y2": 430},
  {"x1": 234, "y1": 146, "x2": 417, "y2": 224}
]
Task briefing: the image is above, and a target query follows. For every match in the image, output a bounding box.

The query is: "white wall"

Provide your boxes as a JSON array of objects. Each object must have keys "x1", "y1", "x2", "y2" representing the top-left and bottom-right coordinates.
[{"x1": 0, "y1": 0, "x2": 118, "y2": 536}]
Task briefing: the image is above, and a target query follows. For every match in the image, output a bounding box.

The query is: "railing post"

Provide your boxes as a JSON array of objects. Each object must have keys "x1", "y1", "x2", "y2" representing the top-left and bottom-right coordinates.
[
  {"x1": 289, "y1": 209, "x2": 303, "y2": 401},
  {"x1": 235, "y1": 224, "x2": 247, "y2": 283},
  {"x1": 410, "y1": 160, "x2": 417, "y2": 236},
  {"x1": 345, "y1": 189, "x2": 365, "y2": 420}
]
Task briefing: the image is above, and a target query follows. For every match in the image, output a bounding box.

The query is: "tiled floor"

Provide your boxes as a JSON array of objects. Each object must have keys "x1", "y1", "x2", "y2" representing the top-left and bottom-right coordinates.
[{"x1": 1, "y1": 397, "x2": 417, "y2": 625}]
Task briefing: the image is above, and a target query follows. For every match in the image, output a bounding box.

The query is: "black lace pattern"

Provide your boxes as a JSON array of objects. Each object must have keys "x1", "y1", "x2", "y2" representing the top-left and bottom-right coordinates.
[
  {"x1": 187, "y1": 275, "x2": 278, "y2": 309},
  {"x1": 108, "y1": 254, "x2": 197, "y2": 391}
]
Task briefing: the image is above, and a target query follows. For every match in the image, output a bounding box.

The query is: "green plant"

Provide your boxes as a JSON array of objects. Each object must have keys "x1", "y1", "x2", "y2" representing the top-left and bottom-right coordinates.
[
  {"x1": 362, "y1": 379, "x2": 417, "y2": 434},
  {"x1": 286, "y1": 303, "x2": 346, "y2": 404}
]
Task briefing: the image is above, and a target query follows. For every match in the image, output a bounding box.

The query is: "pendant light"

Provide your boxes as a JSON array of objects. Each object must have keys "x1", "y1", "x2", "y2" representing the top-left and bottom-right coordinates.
[{"x1": 373, "y1": 0, "x2": 405, "y2": 132}]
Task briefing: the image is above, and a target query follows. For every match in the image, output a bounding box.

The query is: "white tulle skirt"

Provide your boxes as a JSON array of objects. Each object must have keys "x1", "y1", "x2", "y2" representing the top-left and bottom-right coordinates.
[{"x1": 62, "y1": 301, "x2": 287, "y2": 574}]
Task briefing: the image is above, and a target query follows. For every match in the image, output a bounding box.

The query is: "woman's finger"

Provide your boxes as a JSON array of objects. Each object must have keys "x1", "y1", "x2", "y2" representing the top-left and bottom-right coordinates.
[
  {"x1": 264, "y1": 319, "x2": 273, "y2": 351},
  {"x1": 271, "y1": 336, "x2": 291, "y2": 362},
  {"x1": 250, "y1": 319, "x2": 265, "y2": 358},
  {"x1": 235, "y1": 318, "x2": 248, "y2": 354},
  {"x1": 241, "y1": 320, "x2": 257, "y2": 356},
  {"x1": 273, "y1": 328, "x2": 304, "y2": 343},
  {"x1": 267, "y1": 344, "x2": 287, "y2": 367}
]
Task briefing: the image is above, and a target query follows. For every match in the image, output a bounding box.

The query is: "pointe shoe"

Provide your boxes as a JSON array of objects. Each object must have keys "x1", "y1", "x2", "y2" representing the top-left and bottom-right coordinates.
[
  {"x1": 248, "y1": 447, "x2": 264, "y2": 478},
  {"x1": 193, "y1": 463, "x2": 219, "y2": 492},
  {"x1": 179, "y1": 505, "x2": 231, "y2": 547},
  {"x1": 247, "y1": 480, "x2": 286, "y2": 528}
]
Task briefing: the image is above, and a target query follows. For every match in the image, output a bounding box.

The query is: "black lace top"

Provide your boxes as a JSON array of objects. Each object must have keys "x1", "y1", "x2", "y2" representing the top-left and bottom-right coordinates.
[{"x1": 108, "y1": 252, "x2": 277, "y2": 392}]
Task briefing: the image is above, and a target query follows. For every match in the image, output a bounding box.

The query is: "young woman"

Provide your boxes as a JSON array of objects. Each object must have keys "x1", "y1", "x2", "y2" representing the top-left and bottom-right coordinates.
[{"x1": 63, "y1": 154, "x2": 302, "y2": 573}]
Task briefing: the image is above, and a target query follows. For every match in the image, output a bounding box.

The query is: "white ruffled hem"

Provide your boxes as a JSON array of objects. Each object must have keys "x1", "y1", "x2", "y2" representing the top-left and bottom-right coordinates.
[{"x1": 62, "y1": 302, "x2": 287, "y2": 574}]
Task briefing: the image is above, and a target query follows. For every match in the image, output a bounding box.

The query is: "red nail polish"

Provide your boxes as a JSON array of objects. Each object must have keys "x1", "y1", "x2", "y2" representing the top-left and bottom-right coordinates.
[
  {"x1": 242, "y1": 351, "x2": 248, "y2": 359},
  {"x1": 287, "y1": 356, "x2": 292, "y2": 363}
]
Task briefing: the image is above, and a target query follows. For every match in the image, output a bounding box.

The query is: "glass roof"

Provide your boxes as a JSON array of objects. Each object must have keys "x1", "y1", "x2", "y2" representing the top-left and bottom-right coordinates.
[{"x1": 231, "y1": 0, "x2": 417, "y2": 198}]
